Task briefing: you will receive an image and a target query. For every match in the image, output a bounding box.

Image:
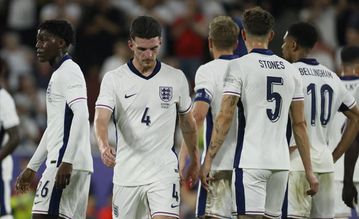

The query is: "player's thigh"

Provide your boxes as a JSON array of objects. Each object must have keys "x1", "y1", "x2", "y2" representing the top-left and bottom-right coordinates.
[
  {"x1": 70, "y1": 171, "x2": 91, "y2": 219},
  {"x1": 196, "y1": 170, "x2": 233, "y2": 219},
  {"x1": 112, "y1": 184, "x2": 149, "y2": 219},
  {"x1": 233, "y1": 168, "x2": 273, "y2": 217},
  {"x1": 287, "y1": 171, "x2": 311, "y2": 218},
  {"x1": 0, "y1": 178, "x2": 12, "y2": 218},
  {"x1": 32, "y1": 168, "x2": 90, "y2": 219},
  {"x1": 310, "y1": 172, "x2": 335, "y2": 218},
  {"x1": 333, "y1": 180, "x2": 351, "y2": 218},
  {"x1": 265, "y1": 170, "x2": 288, "y2": 218},
  {"x1": 146, "y1": 177, "x2": 180, "y2": 219}
]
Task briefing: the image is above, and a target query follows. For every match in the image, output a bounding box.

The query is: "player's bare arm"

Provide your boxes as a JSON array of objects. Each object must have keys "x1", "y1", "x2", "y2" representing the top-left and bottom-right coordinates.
[
  {"x1": 290, "y1": 100, "x2": 319, "y2": 196},
  {"x1": 0, "y1": 126, "x2": 19, "y2": 161},
  {"x1": 179, "y1": 110, "x2": 200, "y2": 186},
  {"x1": 179, "y1": 101, "x2": 209, "y2": 186},
  {"x1": 343, "y1": 133, "x2": 359, "y2": 208},
  {"x1": 332, "y1": 105, "x2": 359, "y2": 162},
  {"x1": 200, "y1": 95, "x2": 238, "y2": 189},
  {"x1": 94, "y1": 107, "x2": 116, "y2": 167}
]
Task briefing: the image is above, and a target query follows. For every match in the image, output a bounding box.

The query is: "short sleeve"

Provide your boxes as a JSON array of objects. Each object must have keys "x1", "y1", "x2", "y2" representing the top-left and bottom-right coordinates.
[
  {"x1": 0, "y1": 90, "x2": 20, "y2": 129},
  {"x1": 194, "y1": 65, "x2": 214, "y2": 104},
  {"x1": 177, "y1": 71, "x2": 192, "y2": 114},
  {"x1": 95, "y1": 72, "x2": 116, "y2": 112},
  {"x1": 338, "y1": 82, "x2": 356, "y2": 112},
  {"x1": 292, "y1": 68, "x2": 304, "y2": 101},
  {"x1": 61, "y1": 71, "x2": 87, "y2": 107},
  {"x1": 223, "y1": 60, "x2": 242, "y2": 97}
]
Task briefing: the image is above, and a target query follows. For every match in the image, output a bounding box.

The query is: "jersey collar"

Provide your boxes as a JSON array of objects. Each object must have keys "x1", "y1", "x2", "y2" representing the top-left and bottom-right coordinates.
[
  {"x1": 250, "y1": 48, "x2": 274, "y2": 55},
  {"x1": 340, "y1": 75, "x2": 359, "y2": 80},
  {"x1": 127, "y1": 58, "x2": 161, "y2": 80},
  {"x1": 53, "y1": 54, "x2": 71, "y2": 71},
  {"x1": 219, "y1": 54, "x2": 240, "y2": 60},
  {"x1": 297, "y1": 58, "x2": 319, "y2": 66}
]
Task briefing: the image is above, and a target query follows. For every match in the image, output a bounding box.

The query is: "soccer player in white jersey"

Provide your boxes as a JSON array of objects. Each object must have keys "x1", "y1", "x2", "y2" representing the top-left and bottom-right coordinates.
[
  {"x1": 94, "y1": 16, "x2": 199, "y2": 219},
  {"x1": 0, "y1": 58, "x2": 20, "y2": 219},
  {"x1": 15, "y1": 20, "x2": 93, "y2": 219},
  {"x1": 179, "y1": 16, "x2": 245, "y2": 219},
  {"x1": 282, "y1": 22, "x2": 359, "y2": 219},
  {"x1": 328, "y1": 46, "x2": 359, "y2": 218},
  {"x1": 200, "y1": 7, "x2": 318, "y2": 219}
]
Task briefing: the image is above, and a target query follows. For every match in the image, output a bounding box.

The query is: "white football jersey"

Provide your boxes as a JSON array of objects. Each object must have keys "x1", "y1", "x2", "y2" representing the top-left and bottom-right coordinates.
[
  {"x1": 45, "y1": 55, "x2": 93, "y2": 172},
  {"x1": 0, "y1": 88, "x2": 20, "y2": 179},
  {"x1": 194, "y1": 54, "x2": 239, "y2": 170},
  {"x1": 328, "y1": 76, "x2": 359, "y2": 180},
  {"x1": 223, "y1": 49, "x2": 304, "y2": 170},
  {"x1": 96, "y1": 60, "x2": 192, "y2": 186},
  {"x1": 290, "y1": 59, "x2": 356, "y2": 172}
]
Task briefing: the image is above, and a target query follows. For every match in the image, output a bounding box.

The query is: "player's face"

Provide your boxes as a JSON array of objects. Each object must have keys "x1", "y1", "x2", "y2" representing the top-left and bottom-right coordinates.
[
  {"x1": 35, "y1": 29, "x2": 62, "y2": 63},
  {"x1": 281, "y1": 32, "x2": 295, "y2": 63},
  {"x1": 129, "y1": 36, "x2": 161, "y2": 69}
]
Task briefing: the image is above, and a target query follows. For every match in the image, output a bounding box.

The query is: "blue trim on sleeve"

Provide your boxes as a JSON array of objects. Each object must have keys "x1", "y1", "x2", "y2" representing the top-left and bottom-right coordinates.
[
  {"x1": 340, "y1": 75, "x2": 359, "y2": 81},
  {"x1": 194, "y1": 89, "x2": 212, "y2": 104}
]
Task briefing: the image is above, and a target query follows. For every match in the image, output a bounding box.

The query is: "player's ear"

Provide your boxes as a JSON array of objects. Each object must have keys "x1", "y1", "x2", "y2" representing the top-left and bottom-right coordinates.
[
  {"x1": 241, "y1": 29, "x2": 247, "y2": 41},
  {"x1": 128, "y1": 39, "x2": 133, "y2": 50},
  {"x1": 268, "y1": 31, "x2": 275, "y2": 42},
  {"x1": 57, "y1": 38, "x2": 66, "y2": 50},
  {"x1": 208, "y1": 38, "x2": 213, "y2": 50}
]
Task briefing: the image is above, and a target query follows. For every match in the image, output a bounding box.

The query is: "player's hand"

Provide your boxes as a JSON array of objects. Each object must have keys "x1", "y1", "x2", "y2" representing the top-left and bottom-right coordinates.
[
  {"x1": 100, "y1": 146, "x2": 116, "y2": 167},
  {"x1": 342, "y1": 180, "x2": 358, "y2": 208},
  {"x1": 185, "y1": 159, "x2": 200, "y2": 188},
  {"x1": 15, "y1": 168, "x2": 36, "y2": 194},
  {"x1": 199, "y1": 157, "x2": 214, "y2": 191},
  {"x1": 55, "y1": 162, "x2": 72, "y2": 189},
  {"x1": 305, "y1": 172, "x2": 319, "y2": 196}
]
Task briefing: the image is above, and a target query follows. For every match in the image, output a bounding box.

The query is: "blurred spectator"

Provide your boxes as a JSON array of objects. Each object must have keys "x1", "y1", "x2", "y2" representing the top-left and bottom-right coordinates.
[
  {"x1": 0, "y1": 31, "x2": 34, "y2": 91},
  {"x1": 171, "y1": 0, "x2": 208, "y2": 89},
  {"x1": 6, "y1": 0, "x2": 37, "y2": 47},
  {"x1": 99, "y1": 39, "x2": 130, "y2": 80},
  {"x1": 39, "y1": 0, "x2": 82, "y2": 28},
  {"x1": 75, "y1": 0, "x2": 128, "y2": 72}
]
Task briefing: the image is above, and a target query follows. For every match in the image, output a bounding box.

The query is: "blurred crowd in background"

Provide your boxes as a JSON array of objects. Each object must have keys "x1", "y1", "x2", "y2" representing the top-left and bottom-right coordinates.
[{"x1": 0, "y1": 0, "x2": 358, "y2": 218}]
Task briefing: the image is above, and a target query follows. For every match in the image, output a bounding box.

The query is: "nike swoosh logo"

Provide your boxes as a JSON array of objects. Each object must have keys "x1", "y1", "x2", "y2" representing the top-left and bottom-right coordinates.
[
  {"x1": 125, "y1": 93, "x2": 136, "y2": 98},
  {"x1": 34, "y1": 201, "x2": 42, "y2": 205},
  {"x1": 171, "y1": 203, "x2": 179, "y2": 208}
]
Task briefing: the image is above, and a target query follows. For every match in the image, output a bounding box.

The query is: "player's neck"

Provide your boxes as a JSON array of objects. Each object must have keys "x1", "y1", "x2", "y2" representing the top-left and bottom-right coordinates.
[
  {"x1": 132, "y1": 58, "x2": 156, "y2": 77},
  {"x1": 50, "y1": 52, "x2": 67, "y2": 68},
  {"x1": 245, "y1": 40, "x2": 268, "y2": 52},
  {"x1": 213, "y1": 48, "x2": 234, "y2": 59},
  {"x1": 341, "y1": 66, "x2": 358, "y2": 77},
  {"x1": 292, "y1": 50, "x2": 311, "y2": 63}
]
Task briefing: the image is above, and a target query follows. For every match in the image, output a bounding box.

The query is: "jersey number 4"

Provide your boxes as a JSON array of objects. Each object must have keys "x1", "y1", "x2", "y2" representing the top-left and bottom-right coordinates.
[{"x1": 141, "y1": 107, "x2": 151, "y2": 126}]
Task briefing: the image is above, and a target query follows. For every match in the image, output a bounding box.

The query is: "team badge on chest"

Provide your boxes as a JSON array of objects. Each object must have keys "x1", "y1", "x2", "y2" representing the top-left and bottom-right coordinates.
[{"x1": 159, "y1": 86, "x2": 173, "y2": 102}]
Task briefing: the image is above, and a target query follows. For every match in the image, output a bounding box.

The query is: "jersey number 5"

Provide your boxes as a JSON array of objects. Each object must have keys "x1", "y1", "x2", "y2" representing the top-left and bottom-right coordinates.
[{"x1": 266, "y1": 76, "x2": 283, "y2": 122}]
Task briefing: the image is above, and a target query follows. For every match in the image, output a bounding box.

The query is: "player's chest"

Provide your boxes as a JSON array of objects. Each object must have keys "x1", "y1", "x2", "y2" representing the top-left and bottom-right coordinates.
[
  {"x1": 116, "y1": 79, "x2": 178, "y2": 111},
  {"x1": 46, "y1": 77, "x2": 65, "y2": 106}
]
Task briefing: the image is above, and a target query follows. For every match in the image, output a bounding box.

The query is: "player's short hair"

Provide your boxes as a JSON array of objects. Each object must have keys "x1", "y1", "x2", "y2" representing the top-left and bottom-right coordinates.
[
  {"x1": 242, "y1": 7, "x2": 274, "y2": 36},
  {"x1": 209, "y1": 16, "x2": 239, "y2": 50},
  {"x1": 287, "y1": 22, "x2": 318, "y2": 49},
  {"x1": 130, "y1": 16, "x2": 161, "y2": 40},
  {"x1": 38, "y1": 20, "x2": 74, "y2": 46},
  {"x1": 341, "y1": 46, "x2": 359, "y2": 64}
]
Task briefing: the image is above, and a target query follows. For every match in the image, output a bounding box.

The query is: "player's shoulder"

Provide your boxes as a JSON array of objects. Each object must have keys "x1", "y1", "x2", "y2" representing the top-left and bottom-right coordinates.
[
  {"x1": 160, "y1": 62, "x2": 186, "y2": 79},
  {"x1": 0, "y1": 88, "x2": 15, "y2": 104},
  {"x1": 102, "y1": 63, "x2": 129, "y2": 79}
]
